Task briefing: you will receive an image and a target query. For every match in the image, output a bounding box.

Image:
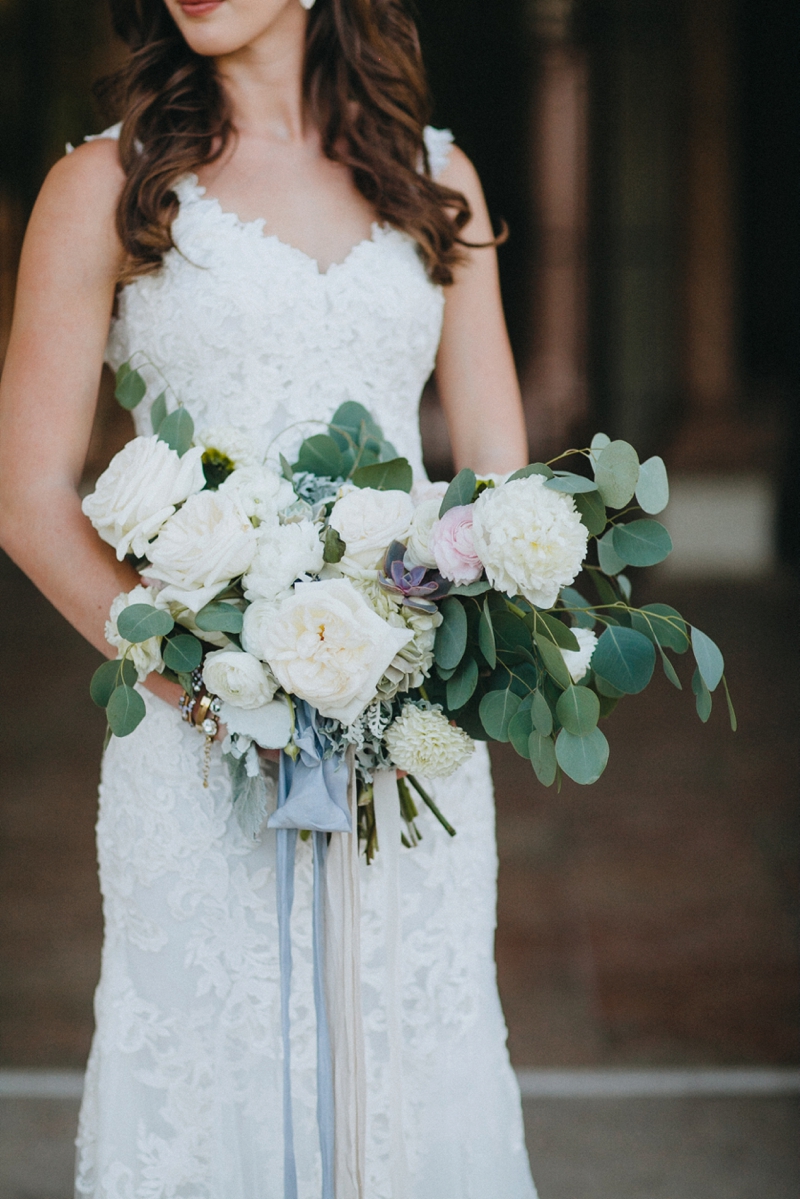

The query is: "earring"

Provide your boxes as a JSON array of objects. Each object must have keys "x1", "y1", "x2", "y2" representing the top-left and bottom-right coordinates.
[{"x1": 299, "y1": 0, "x2": 316, "y2": 9}]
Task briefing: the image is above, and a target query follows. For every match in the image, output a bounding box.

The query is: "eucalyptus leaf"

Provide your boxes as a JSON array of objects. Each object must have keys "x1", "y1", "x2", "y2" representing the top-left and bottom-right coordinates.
[
  {"x1": 436, "y1": 663, "x2": 458, "y2": 681},
  {"x1": 592, "y1": 625, "x2": 655, "y2": 694},
  {"x1": 479, "y1": 598, "x2": 496, "y2": 669},
  {"x1": 617, "y1": 574, "x2": 632, "y2": 602},
  {"x1": 507, "y1": 462, "x2": 554, "y2": 481},
  {"x1": 545, "y1": 472, "x2": 599, "y2": 494},
  {"x1": 529, "y1": 731, "x2": 557, "y2": 785},
  {"x1": 612, "y1": 519, "x2": 673, "y2": 567},
  {"x1": 106, "y1": 683, "x2": 146, "y2": 737},
  {"x1": 163, "y1": 633, "x2": 204, "y2": 673},
  {"x1": 559, "y1": 587, "x2": 596, "y2": 630},
  {"x1": 479, "y1": 688, "x2": 521, "y2": 741},
  {"x1": 691, "y1": 626, "x2": 725, "y2": 692},
  {"x1": 597, "y1": 693, "x2": 619, "y2": 719},
  {"x1": 556, "y1": 685, "x2": 600, "y2": 736},
  {"x1": 352, "y1": 457, "x2": 413, "y2": 492},
  {"x1": 692, "y1": 667, "x2": 712, "y2": 722},
  {"x1": 280, "y1": 453, "x2": 293, "y2": 481},
  {"x1": 534, "y1": 611, "x2": 580, "y2": 652},
  {"x1": 158, "y1": 407, "x2": 195, "y2": 457},
  {"x1": 722, "y1": 675, "x2": 738, "y2": 732},
  {"x1": 150, "y1": 391, "x2": 168, "y2": 434},
  {"x1": 115, "y1": 365, "x2": 147, "y2": 411},
  {"x1": 595, "y1": 674, "x2": 624, "y2": 699},
  {"x1": 434, "y1": 598, "x2": 468, "y2": 670},
  {"x1": 574, "y1": 489, "x2": 607, "y2": 536},
  {"x1": 531, "y1": 688, "x2": 554, "y2": 736},
  {"x1": 508, "y1": 708, "x2": 534, "y2": 758},
  {"x1": 439, "y1": 468, "x2": 476, "y2": 516},
  {"x1": 295, "y1": 434, "x2": 344, "y2": 479},
  {"x1": 658, "y1": 645, "x2": 682, "y2": 689},
  {"x1": 594, "y1": 440, "x2": 640, "y2": 508},
  {"x1": 588, "y1": 432, "x2": 611, "y2": 468},
  {"x1": 117, "y1": 603, "x2": 174, "y2": 643},
  {"x1": 195, "y1": 601, "x2": 244, "y2": 634},
  {"x1": 630, "y1": 604, "x2": 689, "y2": 653},
  {"x1": 446, "y1": 655, "x2": 479, "y2": 710},
  {"x1": 597, "y1": 530, "x2": 627, "y2": 576},
  {"x1": 635, "y1": 455, "x2": 670, "y2": 514},
  {"x1": 555, "y1": 726, "x2": 610, "y2": 785},
  {"x1": 533, "y1": 632, "x2": 571, "y2": 690},
  {"x1": 447, "y1": 580, "x2": 491, "y2": 597},
  {"x1": 90, "y1": 658, "x2": 137, "y2": 708},
  {"x1": 329, "y1": 401, "x2": 381, "y2": 451}
]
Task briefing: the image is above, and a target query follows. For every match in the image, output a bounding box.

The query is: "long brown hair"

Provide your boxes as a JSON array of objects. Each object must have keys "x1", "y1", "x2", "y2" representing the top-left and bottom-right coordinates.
[{"x1": 104, "y1": 0, "x2": 473, "y2": 285}]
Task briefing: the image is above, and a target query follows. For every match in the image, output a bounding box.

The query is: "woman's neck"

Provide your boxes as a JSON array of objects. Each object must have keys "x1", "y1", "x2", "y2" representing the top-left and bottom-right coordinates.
[{"x1": 215, "y1": 6, "x2": 309, "y2": 144}]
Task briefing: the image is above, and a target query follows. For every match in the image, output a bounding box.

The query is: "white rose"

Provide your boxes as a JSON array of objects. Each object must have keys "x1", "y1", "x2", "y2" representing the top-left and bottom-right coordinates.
[
  {"x1": 202, "y1": 649, "x2": 277, "y2": 709},
  {"x1": 329, "y1": 487, "x2": 414, "y2": 569},
  {"x1": 559, "y1": 627, "x2": 598, "y2": 683},
  {"x1": 195, "y1": 426, "x2": 259, "y2": 470},
  {"x1": 105, "y1": 585, "x2": 165, "y2": 680},
  {"x1": 384, "y1": 703, "x2": 474, "y2": 778},
  {"x1": 218, "y1": 464, "x2": 296, "y2": 524},
  {"x1": 411, "y1": 479, "x2": 448, "y2": 505},
  {"x1": 471, "y1": 475, "x2": 589, "y2": 609},
  {"x1": 242, "y1": 520, "x2": 324, "y2": 602},
  {"x1": 82, "y1": 435, "x2": 205, "y2": 560},
  {"x1": 147, "y1": 490, "x2": 258, "y2": 612},
  {"x1": 241, "y1": 597, "x2": 281, "y2": 659},
  {"x1": 257, "y1": 578, "x2": 413, "y2": 725},
  {"x1": 404, "y1": 498, "x2": 441, "y2": 569}
]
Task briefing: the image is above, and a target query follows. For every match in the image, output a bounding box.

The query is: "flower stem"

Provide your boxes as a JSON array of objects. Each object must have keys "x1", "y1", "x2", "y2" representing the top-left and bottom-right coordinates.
[{"x1": 407, "y1": 775, "x2": 456, "y2": 837}]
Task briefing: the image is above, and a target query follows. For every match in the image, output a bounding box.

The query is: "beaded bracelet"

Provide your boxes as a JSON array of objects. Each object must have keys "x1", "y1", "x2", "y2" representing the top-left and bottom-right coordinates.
[{"x1": 179, "y1": 667, "x2": 222, "y2": 787}]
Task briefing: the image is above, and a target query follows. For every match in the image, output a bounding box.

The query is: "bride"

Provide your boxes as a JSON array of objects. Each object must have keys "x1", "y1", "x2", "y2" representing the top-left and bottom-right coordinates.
[{"x1": 0, "y1": 0, "x2": 538, "y2": 1196}]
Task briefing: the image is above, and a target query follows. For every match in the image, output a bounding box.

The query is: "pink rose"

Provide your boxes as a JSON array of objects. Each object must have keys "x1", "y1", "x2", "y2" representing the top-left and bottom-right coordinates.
[{"x1": 430, "y1": 505, "x2": 484, "y2": 585}]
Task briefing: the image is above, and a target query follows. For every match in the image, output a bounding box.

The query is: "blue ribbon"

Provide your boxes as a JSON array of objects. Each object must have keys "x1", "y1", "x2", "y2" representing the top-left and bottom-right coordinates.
[{"x1": 268, "y1": 702, "x2": 351, "y2": 1199}]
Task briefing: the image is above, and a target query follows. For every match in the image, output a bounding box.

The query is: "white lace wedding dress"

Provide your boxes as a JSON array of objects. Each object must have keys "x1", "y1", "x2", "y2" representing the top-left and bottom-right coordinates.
[{"x1": 75, "y1": 124, "x2": 538, "y2": 1199}]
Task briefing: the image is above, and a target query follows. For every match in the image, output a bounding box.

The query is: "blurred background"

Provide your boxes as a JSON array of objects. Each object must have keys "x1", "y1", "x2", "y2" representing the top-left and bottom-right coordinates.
[{"x1": 0, "y1": 1, "x2": 798, "y2": 1196}]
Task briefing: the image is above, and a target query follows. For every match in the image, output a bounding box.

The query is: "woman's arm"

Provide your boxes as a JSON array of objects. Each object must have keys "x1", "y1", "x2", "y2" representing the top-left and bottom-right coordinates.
[
  {"x1": 0, "y1": 141, "x2": 181, "y2": 708},
  {"x1": 434, "y1": 147, "x2": 528, "y2": 475}
]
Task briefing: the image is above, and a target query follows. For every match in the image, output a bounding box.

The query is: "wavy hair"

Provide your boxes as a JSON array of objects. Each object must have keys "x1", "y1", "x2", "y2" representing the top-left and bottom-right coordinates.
[{"x1": 103, "y1": 0, "x2": 474, "y2": 285}]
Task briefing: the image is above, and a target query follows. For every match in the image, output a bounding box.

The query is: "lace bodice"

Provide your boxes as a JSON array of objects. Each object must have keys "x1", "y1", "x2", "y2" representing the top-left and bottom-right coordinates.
[{"x1": 100, "y1": 125, "x2": 454, "y2": 477}]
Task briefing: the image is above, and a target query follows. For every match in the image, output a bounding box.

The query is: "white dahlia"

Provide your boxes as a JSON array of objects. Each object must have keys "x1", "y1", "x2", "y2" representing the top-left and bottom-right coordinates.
[
  {"x1": 471, "y1": 475, "x2": 588, "y2": 609},
  {"x1": 383, "y1": 703, "x2": 474, "y2": 778}
]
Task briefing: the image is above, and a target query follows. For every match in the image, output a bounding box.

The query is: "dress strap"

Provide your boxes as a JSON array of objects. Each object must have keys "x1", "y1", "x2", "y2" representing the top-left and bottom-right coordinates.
[
  {"x1": 422, "y1": 126, "x2": 454, "y2": 180},
  {"x1": 66, "y1": 123, "x2": 122, "y2": 156}
]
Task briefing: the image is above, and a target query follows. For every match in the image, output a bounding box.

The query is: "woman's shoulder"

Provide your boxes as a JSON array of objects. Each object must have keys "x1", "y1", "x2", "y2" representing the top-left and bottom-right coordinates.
[{"x1": 48, "y1": 128, "x2": 125, "y2": 210}]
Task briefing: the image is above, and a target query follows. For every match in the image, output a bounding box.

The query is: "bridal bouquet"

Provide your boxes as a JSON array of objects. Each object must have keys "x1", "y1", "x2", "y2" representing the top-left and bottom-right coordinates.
[{"x1": 82, "y1": 361, "x2": 734, "y2": 854}]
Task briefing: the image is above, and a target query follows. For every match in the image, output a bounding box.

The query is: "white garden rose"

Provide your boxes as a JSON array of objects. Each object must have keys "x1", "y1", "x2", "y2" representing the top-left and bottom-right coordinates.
[
  {"x1": 105, "y1": 585, "x2": 165, "y2": 680},
  {"x1": 404, "y1": 498, "x2": 441, "y2": 569},
  {"x1": 329, "y1": 487, "x2": 414, "y2": 569},
  {"x1": 218, "y1": 464, "x2": 296, "y2": 524},
  {"x1": 559, "y1": 627, "x2": 598, "y2": 683},
  {"x1": 242, "y1": 520, "x2": 324, "y2": 602},
  {"x1": 82, "y1": 435, "x2": 205, "y2": 560},
  {"x1": 195, "y1": 426, "x2": 259, "y2": 470},
  {"x1": 384, "y1": 703, "x2": 474, "y2": 778},
  {"x1": 471, "y1": 475, "x2": 588, "y2": 609},
  {"x1": 202, "y1": 648, "x2": 278, "y2": 709},
  {"x1": 147, "y1": 490, "x2": 258, "y2": 612},
  {"x1": 411, "y1": 479, "x2": 448, "y2": 505},
  {"x1": 258, "y1": 578, "x2": 413, "y2": 724}
]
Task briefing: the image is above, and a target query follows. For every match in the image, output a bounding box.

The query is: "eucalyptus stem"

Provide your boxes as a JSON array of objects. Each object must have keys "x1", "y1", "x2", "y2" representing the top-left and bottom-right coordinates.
[{"x1": 407, "y1": 775, "x2": 456, "y2": 838}]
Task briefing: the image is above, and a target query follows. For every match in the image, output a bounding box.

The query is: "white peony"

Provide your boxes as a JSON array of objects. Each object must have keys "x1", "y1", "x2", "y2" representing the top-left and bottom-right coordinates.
[
  {"x1": 560, "y1": 627, "x2": 598, "y2": 683},
  {"x1": 404, "y1": 498, "x2": 441, "y2": 569},
  {"x1": 471, "y1": 475, "x2": 588, "y2": 609},
  {"x1": 218, "y1": 464, "x2": 296, "y2": 524},
  {"x1": 257, "y1": 578, "x2": 413, "y2": 725},
  {"x1": 329, "y1": 487, "x2": 414, "y2": 569},
  {"x1": 384, "y1": 703, "x2": 474, "y2": 778},
  {"x1": 202, "y1": 648, "x2": 278, "y2": 709},
  {"x1": 82, "y1": 435, "x2": 205, "y2": 560},
  {"x1": 105, "y1": 585, "x2": 165, "y2": 680},
  {"x1": 242, "y1": 520, "x2": 324, "y2": 602},
  {"x1": 195, "y1": 425, "x2": 259, "y2": 470},
  {"x1": 147, "y1": 490, "x2": 258, "y2": 612}
]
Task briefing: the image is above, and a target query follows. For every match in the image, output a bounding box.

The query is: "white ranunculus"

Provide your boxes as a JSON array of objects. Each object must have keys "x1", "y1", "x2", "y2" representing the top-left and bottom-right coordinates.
[
  {"x1": 257, "y1": 578, "x2": 413, "y2": 725},
  {"x1": 560, "y1": 627, "x2": 598, "y2": 683},
  {"x1": 384, "y1": 703, "x2": 474, "y2": 778},
  {"x1": 471, "y1": 475, "x2": 589, "y2": 609},
  {"x1": 147, "y1": 490, "x2": 258, "y2": 612},
  {"x1": 202, "y1": 649, "x2": 278, "y2": 710},
  {"x1": 329, "y1": 487, "x2": 414, "y2": 569},
  {"x1": 242, "y1": 520, "x2": 324, "y2": 603},
  {"x1": 404, "y1": 498, "x2": 441, "y2": 569},
  {"x1": 195, "y1": 426, "x2": 259, "y2": 470},
  {"x1": 218, "y1": 464, "x2": 296, "y2": 524},
  {"x1": 82, "y1": 435, "x2": 205, "y2": 560},
  {"x1": 105, "y1": 585, "x2": 165, "y2": 680},
  {"x1": 219, "y1": 696, "x2": 292, "y2": 749}
]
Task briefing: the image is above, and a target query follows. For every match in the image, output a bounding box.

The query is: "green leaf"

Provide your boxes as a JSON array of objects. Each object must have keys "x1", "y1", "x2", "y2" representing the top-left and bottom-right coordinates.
[
  {"x1": 534, "y1": 611, "x2": 580, "y2": 652},
  {"x1": 446, "y1": 655, "x2": 479, "y2": 710},
  {"x1": 280, "y1": 453, "x2": 293, "y2": 481},
  {"x1": 447, "y1": 580, "x2": 491, "y2": 597},
  {"x1": 479, "y1": 598, "x2": 497, "y2": 669},
  {"x1": 592, "y1": 625, "x2": 655, "y2": 694},
  {"x1": 378, "y1": 439, "x2": 399, "y2": 461},
  {"x1": 597, "y1": 692, "x2": 619, "y2": 718},
  {"x1": 574, "y1": 489, "x2": 607, "y2": 536},
  {"x1": 106, "y1": 683, "x2": 147, "y2": 737},
  {"x1": 158, "y1": 407, "x2": 195, "y2": 457},
  {"x1": 594, "y1": 440, "x2": 640, "y2": 508},
  {"x1": 531, "y1": 688, "x2": 554, "y2": 736},
  {"x1": 555, "y1": 726, "x2": 610, "y2": 785},
  {"x1": 612, "y1": 519, "x2": 673, "y2": 567},
  {"x1": 163, "y1": 633, "x2": 203, "y2": 673},
  {"x1": 194, "y1": 601, "x2": 244, "y2": 634},
  {"x1": 529, "y1": 731, "x2": 557, "y2": 785},
  {"x1": 479, "y1": 689, "x2": 522, "y2": 741},
  {"x1": 507, "y1": 462, "x2": 554, "y2": 481},
  {"x1": 295, "y1": 434, "x2": 344, "y2": 479},
  {"x1": 635, "y1": 455, "x2": 670, "y2": 514},
  {"x1": 115, "y1": 364, "x2": 146, "y2": 410},
  {"x1": 691, "y1": 626, "x2": 725, "y2": 692},
  {"x1": 322, "y1": 525, "x2": 347, "y2": 564},
  {"x1": 116, "y1": 603, "x2": 174, "y2": 643},
  {"x1": 352, "y1": 457, "x2": 413, "y2": 492},
  {"x1": 545, "y1": 472, "x2": 599, "y2": 495},
  {"x1": 617, "y1": 574, "x2": 632, "y2": 602},
  {"x1": 328, "y1": 401, "x2": 382, "y2": 452},
  {"x1": 150, "y1": 391, "x2": 168, "y2": 434},
  {"x1": 533, "y1": 632, "x2": 571, "y2": 690},
  {"x1": 692, "y1": 667, "x2": 712, "y2": 722},
  {"x1": 558, "y1": 587, "x2": 596, "y2": 630},
  {"x1": 597, "y1": 530, "x2": 627, "y2": 576},
  {"x1": 90, "y1": 658, "x2": 138, "y2": 707},
  {"x1": 439, "y1": 468, "x2": 476, "y2": 516},
  {"x1": 434, "y1": 597, "x2": 468, "y2": 670},
  {"x1": 591, "y1": 570, "x2": 622, "y2": 607},
  {"x1": 508, "y1": 708, "x2": 534, "y2": 757},
  {"x1": 492, "y1": 610, "x2": 533, "y2": 655},
  {"x1": 556, "y1": 685, "x2": 601, "y2": 736},
  {"x1": 722, "y1": 675, "x2": 738, "y2": 732},
  {"x1": 658, "y1": 646, "x2": 682, "y2": 689},
  {"x1": 595, "y1": 674, "x2": 624, "y2": 699},
  {"x1": 588, "y1": 432, "x2": 611, "y2": 468},
  {"x1": 630, "y1": 604, "x2": 689, "y2": 653}
]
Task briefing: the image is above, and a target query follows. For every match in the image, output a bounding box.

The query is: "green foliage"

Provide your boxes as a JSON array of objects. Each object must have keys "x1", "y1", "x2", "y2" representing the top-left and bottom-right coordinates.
[
  {"x1": 556, "y1": 686, "x2": 600, "y2": 736},
  {"x1": 508, "y1": 707, "x2": 533, "y2": 757},
  {"x1": 691, "y1": 626, "x2": 725, "y2": 692},
  {"x1": 434, "y1": 598, "x2": 468, "y2": 670},
  {"x1": 589, "y1": 432, "x2": 611, "y2": 467},
  {"x1": 529, "y1": 731, "x2": 557, "y2": 785},
  {"x1": 544, "y1": 472, "x2": 599, "y2": 494},
  {"x1": 555, "y1": 726, "x2": 610, "y2": 784},
  {"x1": 295, "y1": 434, "x2": 344, "y2": 479},
  {"x1": 612, "y1": 519, "x2": 673, "y2": 567},
  {"x1": 439, "y1": 468, "x2": 476, "y2": 516},
  {"x1": 163, "y1": 634, "x2": 203, "y2": 673},
  {"x1": 658, "y1": 646, "x2": 683, "y2": 689},
  {"x1": 322, "y1": 525, "x2": 347, "y2": 564},
  {"x1": 479, "y1": 688, "x2": 521, "y2": 741},
  {"x1": 150, "y1": 391, "x2": 168, "y2": 435},
  {"x1": 158, "y1": 407, "x2": 195, "y2": 457},
  {"x1": 691, "y1": 667, "x2": 712, "y2": 722},
  {"x1": 559, "y1": 587, "x2": 596, "y2": 629},
  {"x1": 574, "y1": 489, "x2": 607, "y2": 536},
  {"x1": 507, "y1": 462, "x2": 554, "y2": 481},
  {"x1": 90, "y1": 658, "x2": 137, "y2": 708},
  {"x1": 592, "y1": 626, "x2": 655, "y2": 694},
  {"x1": 531, "y1": 688, "x2": 554, "y2": 736},
  {"x1": 479, "y1": 598, "x2": 496, "y2": 668},
  {"x1": 106, "y1": 684, "x2": 147, "y2": 737},
  {"x1": 352, "y1": 457, "x2": 413, "y2": 492},
  {"x1": 446, "y1": 655, "x2": 479, "y2": 710},
  {"x1": 448, "y1": 580, "x2": 491, "y2": 597},
  {"x1": 115, "y1": 363, "x2": 147, "y2": 411},
  {"x1": 635, "y1": 455, "x2": 670, "y2": 514},
  {"x1": 630, "y1": 604, "x2": 689, "y2": 653},
  {"x1": 195, "y1": 601, "x2": 244, "y2": 634},
  {"x1": 329, "y1": 402, "x2": 382, "y2": 452},
  {"x1": 533, "y1": 631, "x2": 571, "y2": 689},
  {"x1": 722, "y1": 676, "x2": 738, "y2": 732},
  {"x1": 116, "y1": 604, "x2": 174, "y2": 643},
  {"x1": 597, "y1": 529, "x2": 626, "y2": 576},
  {"x1": 593, "y1": 440, "x2": 640, "y2": 508},
  {"x1": 534, "y1": 611, "x2": 580, "y2": 652}
]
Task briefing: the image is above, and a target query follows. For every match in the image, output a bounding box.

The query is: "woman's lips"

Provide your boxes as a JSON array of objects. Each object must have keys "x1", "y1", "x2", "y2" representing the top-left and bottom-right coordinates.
[{"x1": 178, "y1": 0, "x2": 224, "y2": 16}]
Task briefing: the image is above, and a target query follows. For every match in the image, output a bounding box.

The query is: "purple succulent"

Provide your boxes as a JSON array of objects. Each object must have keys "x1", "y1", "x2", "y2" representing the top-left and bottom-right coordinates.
[{"x1": 378, "y1": 541, "x2": 451, "y2": 613}]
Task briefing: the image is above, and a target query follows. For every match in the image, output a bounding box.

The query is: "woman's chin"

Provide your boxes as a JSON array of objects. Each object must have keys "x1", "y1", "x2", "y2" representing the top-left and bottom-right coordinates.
[{"x1": 167, "y1": 0, "x2": 305, "y2": 59}]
